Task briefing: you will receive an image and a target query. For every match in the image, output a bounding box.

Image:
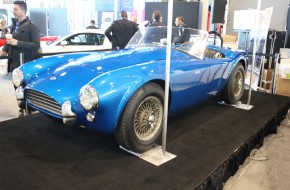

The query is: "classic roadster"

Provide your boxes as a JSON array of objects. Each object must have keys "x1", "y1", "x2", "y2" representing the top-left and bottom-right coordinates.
[{"x1": 12, "y1": 27, "x2": 248, "y2": 153}]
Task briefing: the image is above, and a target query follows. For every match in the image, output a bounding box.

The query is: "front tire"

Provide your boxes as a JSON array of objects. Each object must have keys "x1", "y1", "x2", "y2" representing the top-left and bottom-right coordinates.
[
  {"x1": 223, "y1": 63, "x2": 245, "y2": 104},
  {"x1": 114, "y1": 83, "x2": 164, "y2": 153}
]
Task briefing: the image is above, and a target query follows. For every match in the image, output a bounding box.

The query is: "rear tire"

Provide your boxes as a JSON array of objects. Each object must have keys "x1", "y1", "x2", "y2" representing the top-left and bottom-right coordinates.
[
  {"x1": 114, "y1": 83, "x2": 164, "y2": 153},
  {"x1": 223, "y1": 63, "x2": 245, "y2": 104}
]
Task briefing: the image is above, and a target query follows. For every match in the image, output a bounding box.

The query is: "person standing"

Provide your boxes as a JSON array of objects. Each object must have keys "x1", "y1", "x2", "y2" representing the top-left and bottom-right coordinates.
[
  {"x1": 86, "y1": 20, "x2": 98, "y2": 29},
  {"x1": 0, "y1": 1, "x2": 41, "y2": 73},
  {"x1": 174, "y1": 16, "x2": 190, "y2": 44},
  {"x1": 131, "y1": 16, "x2": 138, "y2": 24},
  {"x1": 145, "y1": 11, "x2": 166, "y2": 43},
  {"x1": 105, "y1": 11, "x2": 138, "y2": 50},
  {"x1": 149, "y1": 11, "x2": 165, "y2": 27}
]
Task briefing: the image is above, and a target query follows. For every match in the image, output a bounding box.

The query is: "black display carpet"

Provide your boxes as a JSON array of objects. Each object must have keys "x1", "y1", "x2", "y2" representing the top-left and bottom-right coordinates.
[{"x1": 0, "y1": 91, "x2": 289, "y2": 190}]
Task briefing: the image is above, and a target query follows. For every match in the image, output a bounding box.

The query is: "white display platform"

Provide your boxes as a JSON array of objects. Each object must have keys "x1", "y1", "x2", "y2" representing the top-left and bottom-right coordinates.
[{"x1": 120, "y1": 145, "x2": 177, "y2": 166}]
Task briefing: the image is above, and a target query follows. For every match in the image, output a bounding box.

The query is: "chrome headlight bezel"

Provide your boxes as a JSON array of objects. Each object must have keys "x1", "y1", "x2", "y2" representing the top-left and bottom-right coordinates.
[
  {"x1": 12, "y1": 68, "x2": 24, "y2": 87},
  {"x1": 79, "y1": 85, "x2": 99, "y2": 111}
]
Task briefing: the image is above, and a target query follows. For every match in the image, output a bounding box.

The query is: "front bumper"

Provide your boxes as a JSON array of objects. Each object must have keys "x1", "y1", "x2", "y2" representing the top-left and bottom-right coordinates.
[
  {"x1": 15, "y1": 87, "x2": 25, "y2": 109},
  {"x1": 61, "y1": 100, "x2": 77, "y2": 127},
  {"x1": 16, "y1": 87, "x2": 77, "y2": 126}
]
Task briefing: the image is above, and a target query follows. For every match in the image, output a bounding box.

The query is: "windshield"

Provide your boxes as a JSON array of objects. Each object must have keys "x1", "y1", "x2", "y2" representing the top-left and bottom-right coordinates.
[{"x1": 126, "y1": 26, "x2": 209, "y2": 59}]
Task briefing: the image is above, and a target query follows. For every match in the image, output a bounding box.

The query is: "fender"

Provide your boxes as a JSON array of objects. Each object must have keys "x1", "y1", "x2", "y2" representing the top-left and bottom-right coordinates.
[
  {"x1": 86, "y1": 60, "x2": 167, "y2": 132},
  {"x1": 19, "y1": 52, "x2": 92, "y2": 86}
]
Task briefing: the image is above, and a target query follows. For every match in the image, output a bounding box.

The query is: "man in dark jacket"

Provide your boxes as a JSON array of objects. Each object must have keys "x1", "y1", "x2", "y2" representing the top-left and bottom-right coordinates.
[
  {"x1": 149, "y1": 11, "x2": 165, "y2": 27},
  {"x1": 0, "y1": 1, "x2": 41, "y2": 73},
  {"x1": 174, "y1": 16, "x2": 190, "y2": 44},
  {"x1": 105, "y1": 11, "x2": 138, "y2": 50},
  {"x1": 86, "y1": 20, "x2": 99, "y2": 29},
  {"x1": 145, "y1": 11, "x2": 167, "y2": 43}
]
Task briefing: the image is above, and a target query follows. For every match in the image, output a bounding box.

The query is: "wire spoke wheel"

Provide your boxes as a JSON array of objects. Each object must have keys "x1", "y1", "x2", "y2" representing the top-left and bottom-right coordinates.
[
  {"x1": 115, "y1": 83, "x2": 164, "y2": 153},
  {"x1": 134, "y1": 96, "x2": 163, "y2": 141},
  {"x1": 233, "y1": 70, "x2": 243, "y2": 97},
  {"x1": 222, "y1": 63, "x2": 245, "y2": 104}
]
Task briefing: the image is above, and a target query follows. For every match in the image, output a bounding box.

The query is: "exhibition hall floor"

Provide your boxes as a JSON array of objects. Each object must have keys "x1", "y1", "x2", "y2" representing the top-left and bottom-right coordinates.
[{"x1": 0, "y1": 73, "x2": 290, "y2": 189}]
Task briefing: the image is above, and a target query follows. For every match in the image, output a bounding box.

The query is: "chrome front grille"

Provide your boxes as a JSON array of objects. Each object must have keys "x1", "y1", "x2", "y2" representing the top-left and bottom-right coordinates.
[{"x1": 26, "y1": 89, "x2": 62, "y2": 116}]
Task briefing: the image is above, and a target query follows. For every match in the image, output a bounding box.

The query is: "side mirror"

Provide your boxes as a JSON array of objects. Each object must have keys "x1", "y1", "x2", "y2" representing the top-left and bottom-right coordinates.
[{"x1": 60, "y1": 41, "x2": 68, "y2": 46}]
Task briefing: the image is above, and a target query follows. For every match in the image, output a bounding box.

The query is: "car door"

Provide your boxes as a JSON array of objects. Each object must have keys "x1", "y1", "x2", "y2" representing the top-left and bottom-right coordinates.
[
  {"x1": 169, "y1": 58, "x2": 210, "y2": 112},
  {"x1": 205, "y1": 57, "x2": 232, "y2": 96}
]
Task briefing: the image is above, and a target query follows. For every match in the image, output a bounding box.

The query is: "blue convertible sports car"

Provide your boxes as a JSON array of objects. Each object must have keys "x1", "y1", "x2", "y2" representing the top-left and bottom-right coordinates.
[{"x1": 12, "y1": 27, "x2": 248, "y2": 153}]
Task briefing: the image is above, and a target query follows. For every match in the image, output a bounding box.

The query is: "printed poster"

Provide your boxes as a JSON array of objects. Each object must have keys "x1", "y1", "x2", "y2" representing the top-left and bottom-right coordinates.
[{"x1": 245, "y1": 7, "x2": 273, "y2": 90}]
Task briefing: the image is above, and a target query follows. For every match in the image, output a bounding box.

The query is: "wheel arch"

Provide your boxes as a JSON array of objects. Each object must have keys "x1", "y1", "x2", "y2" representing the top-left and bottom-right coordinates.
[
  {"x1": 222, "y1": 59, "x2": 246, "y2": 104},
  {"x1": 149, "y1": 79, "x2": 172, "y2": 108},
  {"x1": 227, "y1": 55, "x2": 247, "y2": 80},
  {"x1": 236, "y1": 56, "x2": 248, "y2": 77},
  {"x1": 238, "y1": 58, "x2": 247, "y2": 71},
  {"x1": 115, "y1": 79, "x2": 171, "y2": 130}
]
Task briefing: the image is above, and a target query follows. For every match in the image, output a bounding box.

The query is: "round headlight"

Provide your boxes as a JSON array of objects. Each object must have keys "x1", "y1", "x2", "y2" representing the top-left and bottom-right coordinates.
[
  {"x1": 79, "y1": 85, "x2": 99, "y2": 111},
  {"x1": 12, "y1": 68, "x2": 24, "y2": 87}
]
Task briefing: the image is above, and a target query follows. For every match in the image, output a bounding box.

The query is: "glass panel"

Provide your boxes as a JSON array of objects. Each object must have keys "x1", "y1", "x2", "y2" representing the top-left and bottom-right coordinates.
[
  {"x1": 64, "y1": 33, "x2": 104, "y2": 45},
  {"x1": 127, "y1": 26, "x2": 209, "y2": 60},
  {"x1": 85, "y1": 34, "x2": 104, "y2": 45}
]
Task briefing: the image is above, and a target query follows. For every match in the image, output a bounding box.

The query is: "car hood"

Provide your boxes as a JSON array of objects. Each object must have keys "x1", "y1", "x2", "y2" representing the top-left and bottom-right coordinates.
[
  {"x1": 49, "y1": 46, "x2": 167, "y2": 74},
  {"x1": 26, "y1": 47, "x2": 168, "y2": 102}
]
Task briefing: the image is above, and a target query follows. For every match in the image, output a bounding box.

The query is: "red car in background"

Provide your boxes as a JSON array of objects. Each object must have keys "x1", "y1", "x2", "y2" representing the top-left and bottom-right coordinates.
[
  {"x1": 40, "y1": 36, "x2": 59, "y2": 46},
  {"x1": 0, "y1": 38, "x2": 6, "y2": 47}
]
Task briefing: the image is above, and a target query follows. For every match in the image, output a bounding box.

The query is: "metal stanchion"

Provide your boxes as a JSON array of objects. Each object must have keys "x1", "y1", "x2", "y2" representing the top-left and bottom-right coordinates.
[
  {"x1": 272, "y1": 53, "x2": 280, "y2": 94},
  {"x1": 246, "y1": 0, "x2": 261, "y2": 107},
  {"x1": 20, "y1": 53, "x2": 23, "y2": 66},
  {"x1": 23, "y1": 102, "x2": 28, "y2": 116},
  {"x1": 162, "y1": 0, "x2": 174, "y2": 157},
  {"x1": 119, "y1": 0, "x2": 176, "y2": 166},
  {"x1": 140, "y1": 0, "x2": 176, "y2": 166}
]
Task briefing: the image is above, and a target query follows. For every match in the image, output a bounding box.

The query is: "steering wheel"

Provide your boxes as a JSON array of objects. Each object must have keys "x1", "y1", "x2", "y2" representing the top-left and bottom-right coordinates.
[{"x1": 208, "y1": 31, "x2": 223, "y2": 49}]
